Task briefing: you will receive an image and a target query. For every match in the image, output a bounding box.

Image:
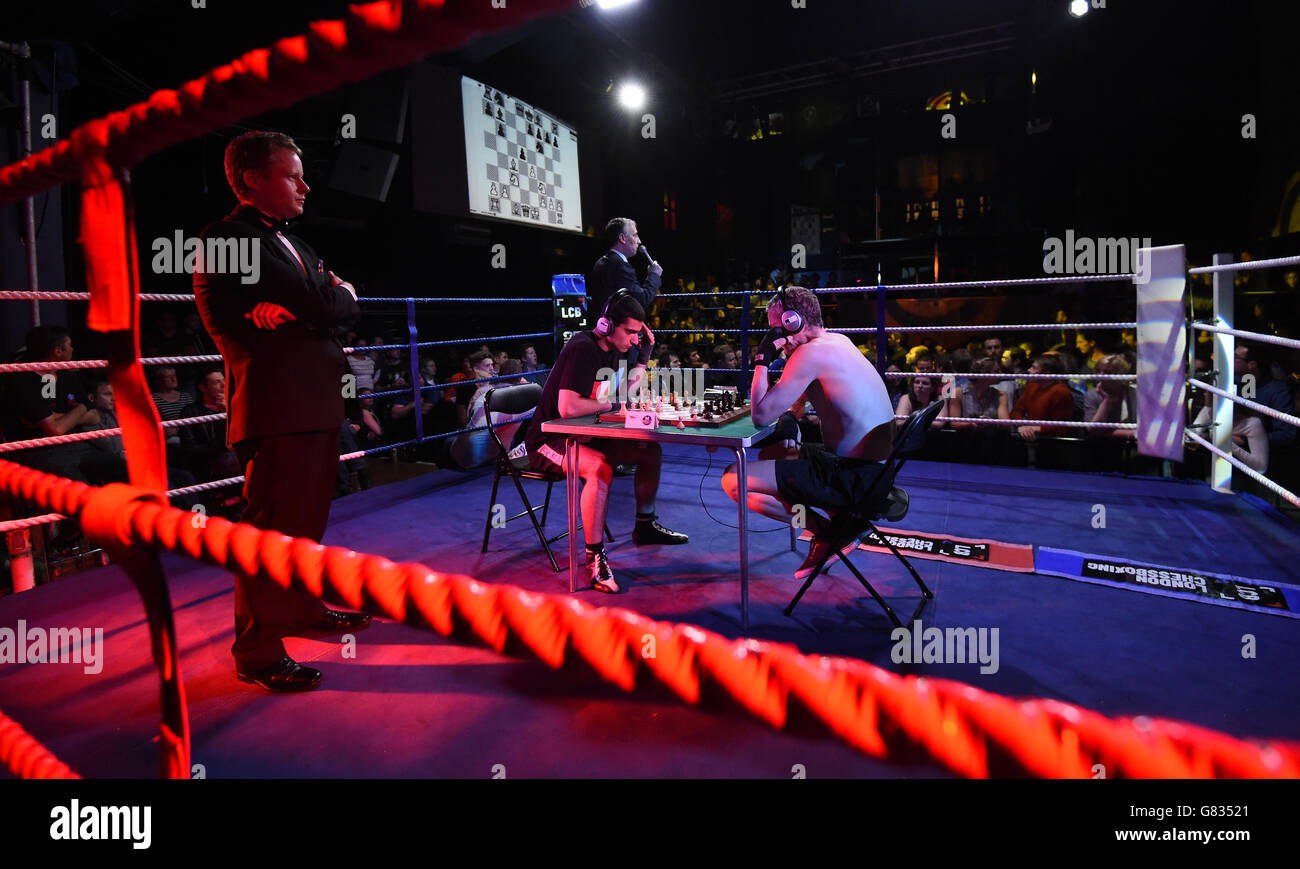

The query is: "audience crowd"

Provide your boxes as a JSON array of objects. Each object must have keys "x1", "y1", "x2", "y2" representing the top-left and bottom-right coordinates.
[{"x1": 4, "y1": 288, "x2": 1298, "y2": 543}]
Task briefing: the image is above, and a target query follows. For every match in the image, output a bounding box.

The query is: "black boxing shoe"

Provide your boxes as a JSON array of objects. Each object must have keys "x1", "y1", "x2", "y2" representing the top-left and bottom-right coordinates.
[
  {"x1": 237, "y1": 656, "x2": 322, "y2": 692},
  {"x1": 633, "y1": 516, "x2": 689, "y2": 545},
  {"x1": 304, "y1": 609, "x2": 372, "y2": 634}
]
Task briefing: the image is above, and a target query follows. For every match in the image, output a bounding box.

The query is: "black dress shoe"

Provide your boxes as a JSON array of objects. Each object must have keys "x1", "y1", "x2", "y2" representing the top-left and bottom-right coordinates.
[
  {"x1": 305, "y1": 609, "x2": 372, "y2": 634},
  {"x1": 236, "y1": 656, "x2": 322, "y2": 692}
]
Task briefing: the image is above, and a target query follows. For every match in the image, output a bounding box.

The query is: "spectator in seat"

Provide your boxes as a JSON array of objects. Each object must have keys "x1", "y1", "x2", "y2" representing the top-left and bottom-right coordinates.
[
  {"x1": 521, "y1": 344, "x2": 544, "y2": 373},
  {"x1": 1236, "y1": 343, "x2": 1297, "y2": 448},
  {"x1": 1084, "y1": 354, "x2": 1137, "y2": 440},
  {"x1": 1, "y1": 325, "x2": 99, "y2": 482},
  {"x1": 449, "y1": 352, "x2": 532, "y2": 469},
  {"x1": 1074, "y1": 330, "x2": 1110, "y2": 371},
  {"x1": 150, "y1": 365, "x2": 193, "y2": 455},
  {"x1": 179, "y1": 369, "x2": 242, "y2": 482},
  {"x1": 896, "y1": 374, "x2": 947, "y2": 429},
  {"x1": 1012, "y1": 355, "x2": 1075, "y2": 440},
  {"x1": 950, "y1": 356, "x2": 1010, "y2": 426},
  {"x1": 1195, "y1": 400, "x2": 1269, "y2": 473},
  {"x1": 347, "y1": 339, "x2": 376, "y2": 391}
]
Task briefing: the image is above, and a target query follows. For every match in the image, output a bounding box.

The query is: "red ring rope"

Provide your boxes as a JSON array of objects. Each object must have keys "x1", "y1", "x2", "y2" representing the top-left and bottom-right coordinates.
[{"x1": 3, "y1": 457, "x2": 1296, "y2": 779}]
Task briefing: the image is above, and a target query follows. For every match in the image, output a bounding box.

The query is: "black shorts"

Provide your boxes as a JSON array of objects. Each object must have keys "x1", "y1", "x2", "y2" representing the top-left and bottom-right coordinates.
[{"x1": 773, "y1": 443, "x2": 887, "y2": 511}]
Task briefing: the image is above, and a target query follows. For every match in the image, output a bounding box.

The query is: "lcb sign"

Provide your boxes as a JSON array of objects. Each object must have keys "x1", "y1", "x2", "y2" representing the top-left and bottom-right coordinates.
[{"x1": 552, "y1": 273, "x2": 588, "y2": 349}]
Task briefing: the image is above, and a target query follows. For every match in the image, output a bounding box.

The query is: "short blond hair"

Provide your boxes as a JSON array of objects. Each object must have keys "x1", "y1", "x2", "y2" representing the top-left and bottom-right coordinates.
[{"x1": 224, "y1": 131, "x2": 302, "y2": 199}]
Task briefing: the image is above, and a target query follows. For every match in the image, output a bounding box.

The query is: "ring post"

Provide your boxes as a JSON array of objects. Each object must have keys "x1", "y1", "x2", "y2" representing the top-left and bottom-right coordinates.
[
  {"x1": 875, "y1": 284, "x2": 888, "y2": 374},
  {"x1": 1210, "y1": 253, "x2": 1235, "y2": 493},
  {"x1": 740, "y1": 289, "x2": 751, "y2": 399},
  {"x1": 406, "y1": 299, "x2": 423, "y2": 443}
]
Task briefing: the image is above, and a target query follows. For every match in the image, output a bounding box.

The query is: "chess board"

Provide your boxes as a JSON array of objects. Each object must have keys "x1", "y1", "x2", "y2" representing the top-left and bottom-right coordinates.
[
  {"x1": 461, "y1": 76, "x2": 583, "y2": 232},
  {"x1": 598, "y1": 406, "x2": 751, "y2": 428}
]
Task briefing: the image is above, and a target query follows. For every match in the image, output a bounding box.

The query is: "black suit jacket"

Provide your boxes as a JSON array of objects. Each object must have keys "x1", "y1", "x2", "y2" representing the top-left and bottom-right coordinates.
[
  {"x1": 589, "y1": 250, "x2": 660, "y2": 319},
  {"x1": 193, "y1": 205, "x2": 359, "y2": 444}
]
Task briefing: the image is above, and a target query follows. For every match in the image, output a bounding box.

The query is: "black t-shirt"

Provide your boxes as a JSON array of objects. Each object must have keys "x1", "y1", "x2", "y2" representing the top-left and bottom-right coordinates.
[
  {"x1": 0, "y1": 371, "x2": 87, "y2": 443},
  {"x1": 525, "y1": 331, "x2": 619, "y2": 454}
]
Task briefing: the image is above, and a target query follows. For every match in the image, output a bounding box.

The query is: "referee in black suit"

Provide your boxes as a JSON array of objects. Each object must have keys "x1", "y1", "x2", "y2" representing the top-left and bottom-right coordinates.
[
  {"x1": 194, "y1": 131, "x2": 370, "y2": 692},
  {"x1": 589, "y1": 217, "x2": 663, "y2": 322}
]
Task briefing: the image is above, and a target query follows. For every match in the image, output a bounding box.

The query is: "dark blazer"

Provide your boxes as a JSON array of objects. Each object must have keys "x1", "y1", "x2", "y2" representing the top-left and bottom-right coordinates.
[
  {"x1": 193, "y1": 204, "x2": 359, "y2": 444},
  {"x1": 589, "y1": 249, "x2": 660, "y2": 319}
]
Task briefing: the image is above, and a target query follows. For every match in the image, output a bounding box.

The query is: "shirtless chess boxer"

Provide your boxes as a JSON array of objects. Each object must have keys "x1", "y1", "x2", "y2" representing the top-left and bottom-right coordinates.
[
  {"x1": 721, "y1": 286, "x2": 909, "y2": 579},
  {"x1": 525, "y1": 290, "x2": 688, "y2": 593}
]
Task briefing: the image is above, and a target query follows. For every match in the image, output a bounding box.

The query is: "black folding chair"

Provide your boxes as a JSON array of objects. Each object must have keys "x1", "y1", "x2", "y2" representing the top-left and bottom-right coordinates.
[
  {"x1": 479, "y1": 384, "x2": 611, "y2": 572},
  {"x1": 784, "y1": 399, "x2": 944, "y2": 627}
]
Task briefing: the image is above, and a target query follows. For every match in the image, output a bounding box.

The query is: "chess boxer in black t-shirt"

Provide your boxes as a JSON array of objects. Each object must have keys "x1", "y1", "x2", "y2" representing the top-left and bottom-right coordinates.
[{"x1": 526, "y1": 292, "x2": 687, "y2": 593}]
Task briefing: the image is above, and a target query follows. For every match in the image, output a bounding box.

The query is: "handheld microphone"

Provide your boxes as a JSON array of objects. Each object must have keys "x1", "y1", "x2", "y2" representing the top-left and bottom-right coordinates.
[{"x1": 639, "y1": 244, "x2": 653, "y2": 264}]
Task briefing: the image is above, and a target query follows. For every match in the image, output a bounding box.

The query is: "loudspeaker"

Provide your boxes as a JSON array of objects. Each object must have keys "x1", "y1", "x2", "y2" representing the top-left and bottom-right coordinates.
[{"x1": 329, "y1": 141, "x2": 399, "y2": 202}]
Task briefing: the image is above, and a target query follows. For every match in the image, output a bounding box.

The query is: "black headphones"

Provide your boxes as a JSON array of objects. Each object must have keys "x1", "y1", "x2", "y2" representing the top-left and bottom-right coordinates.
[
  {"x1": 774, "y1": 286, "x2": 803, "y2": 334},
  {"x1": 595, "y1": 287, "x2": 635, "y2": 337}
]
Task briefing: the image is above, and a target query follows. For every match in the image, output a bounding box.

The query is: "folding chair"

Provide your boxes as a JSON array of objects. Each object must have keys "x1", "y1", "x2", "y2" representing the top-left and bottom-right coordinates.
[
  {"x1": 784, "y1": 400, "x2": 944, "y2": 627},
  {"x1": 479, "y1": 384, "x2": 611, "y2": 572}
]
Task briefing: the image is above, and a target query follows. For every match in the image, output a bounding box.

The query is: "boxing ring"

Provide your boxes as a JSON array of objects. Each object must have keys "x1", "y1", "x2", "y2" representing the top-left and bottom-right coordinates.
[{"x1": 2, "y1": 0, "x2": 1299, "y2": 780}]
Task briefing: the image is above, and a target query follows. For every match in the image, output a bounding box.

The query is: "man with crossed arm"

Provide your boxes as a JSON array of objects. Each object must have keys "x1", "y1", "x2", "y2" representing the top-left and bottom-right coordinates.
[{"x1": 195, "y1": 130, "x2": 370, "y2": 693}]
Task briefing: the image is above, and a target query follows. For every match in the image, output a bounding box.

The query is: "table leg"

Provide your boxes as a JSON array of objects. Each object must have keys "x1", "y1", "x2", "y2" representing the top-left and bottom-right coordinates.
[
  {"x1": 567, "y1": 437, "x2": 579, "y2": 593},
  {"x1": 732, "y1": 446, "x2": 749, "y2": 630}
]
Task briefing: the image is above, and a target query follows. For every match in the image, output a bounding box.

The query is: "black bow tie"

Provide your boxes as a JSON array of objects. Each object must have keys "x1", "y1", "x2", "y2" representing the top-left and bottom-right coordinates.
[{"x1": 241, "y1": 205, "x2": 295, "y2": 233}]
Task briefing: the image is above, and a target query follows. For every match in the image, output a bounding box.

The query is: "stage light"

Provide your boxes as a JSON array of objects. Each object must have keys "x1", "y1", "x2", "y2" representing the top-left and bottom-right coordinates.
[
  {"x1": 617, "y1": 83, "x2": 646, "y2": 110},
  {"x1": 1069, "y1": 0, "x2": 1089, "y2": 17},
  {"x1": 595, "y1": 0, "x2": 638, "y2": 10}
]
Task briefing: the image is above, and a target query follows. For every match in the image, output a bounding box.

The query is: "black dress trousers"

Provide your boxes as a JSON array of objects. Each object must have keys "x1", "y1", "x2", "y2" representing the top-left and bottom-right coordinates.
[{"x1": 230, "y1": 428, "x2": 338, "y2": 670}]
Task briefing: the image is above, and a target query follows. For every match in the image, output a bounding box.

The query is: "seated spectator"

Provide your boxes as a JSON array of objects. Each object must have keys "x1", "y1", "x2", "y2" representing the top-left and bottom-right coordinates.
[
  {"x1": 150, "y1": 366, "x2": 194, "y2": 442},
  {"x1": 687, "y1": 348, "x2": 708, "y2": 369},
  {"x1": 1, "y1": 325, "x2": 100, "y2": 482},
  {"x1": 1236, "y1": 343, "x2": 1297, "y2": 448},
  {"x1": 906, "y1": 346, "x2": 935, "y2": 372},
  {"x1": 1074, "y1": 330, "x2": 1111, "y2": 371},
  {"x1": 982, "y1": 336, "x2": 1004, "y2": 361},
  {"x1": 1195, "y1": 401, "x2": 1269, "y2": 473},
  {"x1": 1011, "y1": 355, "x2": 1075, "y2": 440},
  {"x1": 521, "y1": 344, "x2": 544, "y2": 373},
  {"x1": 1045, "y1": 349, "x2": 1086, "y2": 419},
  {"x1": 498, "y1": 358, "x2": 529, "y2": 386},
  {"x1": 884, "y1": 363, "x2": 906, "y2": 410},
  {"x1": 448, "y1": 352, "x2": 531, "y2": 469},
  {"x1": 347, "y1": 339, "x2": 376, "y2": 391},
  {"x1": 896, "y1": 374, "x2": 947, "y2": 429},
  {"x1": 178, "y1": 369, "x2": 241, "y2": 482},
  {"x1": 710, "y1": 343, "x2": 742, "y2": 387},
  {"x1": 1084, "y1": 354, "x2": 1137, "y2": 440},
  {"x1": 950, "y1": 357, "x2": 1010, "y2": 426},
  {"x1": 77, "y1": 379, "x2": 198, "y2": 505},
  {"x1": 418, "y1": 356, "x2": 460, "y2": 454},
  {"x1": 346, "y1": 388, "x2": 384, "y2": 448}
]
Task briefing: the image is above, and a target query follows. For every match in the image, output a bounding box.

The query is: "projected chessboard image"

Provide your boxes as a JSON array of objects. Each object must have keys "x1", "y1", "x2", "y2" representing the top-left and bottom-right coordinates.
[{"x1": 461, "y1": 75, "x2": 583, "y2": 233}]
